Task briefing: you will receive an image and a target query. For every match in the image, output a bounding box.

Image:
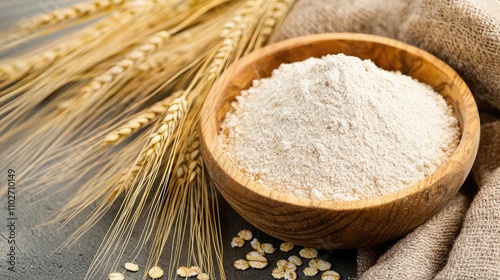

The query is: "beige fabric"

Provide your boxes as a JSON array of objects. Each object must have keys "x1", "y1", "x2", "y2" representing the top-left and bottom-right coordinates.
[
  {"x1": 274, "y1": 1, "x2": 500, "y2": 278},
  {"x1": 435, "y1": 121, "x2": 500, "y2": 279},
  {"x1": 358, "y1": 194, "x2": 468, "y2": 280},
  {"x1": 356, "y1": 247, "x2": 378, "y2": 276},
  {"x1": 272, "y1": 0, "x2": 500, "y2": 110}
]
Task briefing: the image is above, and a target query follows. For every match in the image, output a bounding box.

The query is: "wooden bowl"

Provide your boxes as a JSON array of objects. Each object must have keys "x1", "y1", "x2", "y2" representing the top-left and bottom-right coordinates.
[{"x1": 199, "y1": 33, "x2": 480, "y2": 249}]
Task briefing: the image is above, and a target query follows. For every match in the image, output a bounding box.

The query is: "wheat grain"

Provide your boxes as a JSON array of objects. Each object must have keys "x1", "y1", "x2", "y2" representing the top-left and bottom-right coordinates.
[
  {"x1": 81, "y1": 30, "x2": 171, "y2": 99},
  {"x1": 256, "y1": 0, "x2": 295, "y2": 45},
  {"x1": 186, "y1": 131, "x2": 202, "y2": 183},
  {"x1": 205, "y1": 0, "x2": 264, "y2": 81},
  {"x1": 103, "y1": 90, "x2": 183, "y2": 144},
  {"x1": 146, "y1": 95, "x2": 188, "y2": 157}
]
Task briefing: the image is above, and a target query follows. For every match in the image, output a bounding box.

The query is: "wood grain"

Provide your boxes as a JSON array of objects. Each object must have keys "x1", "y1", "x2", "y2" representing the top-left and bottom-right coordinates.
[{"x1": 199, "y1": 33, "x2": 480, "y2": 249}]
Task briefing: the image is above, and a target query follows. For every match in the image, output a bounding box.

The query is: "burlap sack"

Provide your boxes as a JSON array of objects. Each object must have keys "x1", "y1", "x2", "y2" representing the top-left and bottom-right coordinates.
[
  {"x1": 434, "y1": 121, "x2": 500, "y2": 279},
  {"x1": 272, "y1": 0, "x2": 500, "y2": 110},
  {"x1": 356, "y1": 247, "x2": 379, "y2": 276},
  {"x1": 273, "y1": 1, "x2": 500, "y2": 278},
  {"x1": 358, "y1": 194, "x2": 468, "y2": 279}
]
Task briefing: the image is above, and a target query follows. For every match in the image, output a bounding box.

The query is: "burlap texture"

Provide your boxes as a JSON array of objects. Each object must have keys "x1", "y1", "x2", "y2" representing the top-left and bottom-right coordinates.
[
  {"x1": 274, "y1": 1, "x2": 500, "y2": 278},
  {"x1": 272, "y1": 0, "x2": 500, "y2": 110},
  {"x1": 358, "y1": 194, "x2": 468, "y2": 280},
  {"x1": 434, "y1": 121, "x2": 500, "y2": 279},
  {"x1": 356, "y1": 247, "x2": 379, "y2": 276}
]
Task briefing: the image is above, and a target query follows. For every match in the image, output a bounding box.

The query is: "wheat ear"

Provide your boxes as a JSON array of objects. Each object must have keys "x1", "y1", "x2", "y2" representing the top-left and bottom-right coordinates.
[
  {"x1": 78, "y1": 0, "x2": 229, "y2": 101},
  {"x1": 20, "y1": 0, "x2": 125, "y2": 33},
  {"x1": 186, "y1": 131, "x2": 202, "y2": 183},
  {"x1": 80, "y1": 30, "x2": 171, "y2": 98},
  {"x1": 0, "y1": 9, "x2": 136, "y2": 88},
  {"x1": 146, "y1": 95, "x2": 188, "y2": 157},
  {"x1": 103, "y1": 90, "x2": 183, "y2": 144},
  {"x1": 204, "y1": 0, "x2": 264, "y2": 81},
  {"x1": 256, "y1": 0, "x2": 296, "y2": 45}
]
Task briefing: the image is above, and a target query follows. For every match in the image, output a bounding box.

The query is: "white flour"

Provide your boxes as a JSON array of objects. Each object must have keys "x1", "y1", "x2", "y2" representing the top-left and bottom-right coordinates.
[{"x1": 219, "y1": 54, "x2": 460, "y2": 201}]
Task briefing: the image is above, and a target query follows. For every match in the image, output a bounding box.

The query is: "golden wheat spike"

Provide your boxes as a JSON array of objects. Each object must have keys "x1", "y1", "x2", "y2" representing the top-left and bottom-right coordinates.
[
  {"x1": 103, "y1": 90, "x2": 183, "y2": 144},
  {"x1": 147, "y1": 95, "x2": 188, "y2": 156},
  {"x1": 20, "y1": 0, "x2": 125, "y2": 33}
]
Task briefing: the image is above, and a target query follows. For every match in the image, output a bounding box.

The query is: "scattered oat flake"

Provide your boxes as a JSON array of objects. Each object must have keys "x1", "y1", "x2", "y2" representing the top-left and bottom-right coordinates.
[
  {"x1": 148, "y1": 266, "x2": 164, "y2": 279},
  {"x1": 177, "y1": 266, "x2": 189, "y2": 277},
  {"x1": 316, "y1": 260, "x2": 332, "y2": 271},
  {"x1": 124, "y1": 262, "x2": 139, "y2": 272},
  {"x1": 284, "y1": 262, "x2": 297, "y2": 272},
  {"x1": 256, "y1": 247, "x2": 265, "y2": 255},
  {"x1": 284, "y1": 270, "x2": 297, "y2": 280},
  {"x1": 246, "y1": 251, "x2": 268, "y2": 268},
  {"x1": 238, "y1": 229, "x2": 253, "y2": 241},
  {"x1": 234, "y1": 259, "x2": 250, "y2": 270},
  {"x1": 248, "y1": 259, "x2": 268, "y2": 269},
  {"x1": 189, "y1": 266, "x2": 202, "y2": 274},
  {"x1": 261, "y1": 243, "x2": 276, "y2": 254},
  {"x1": 272, "y1": 267, "x2": 285, "y2": 279},
  {"x1": 108, "y1": 272, "x2": 124, "y2": 280},
  {"x1": 231, "y1": 236, "x2": 245, "y2": 248},
  {"x1": 276, "y1": 259, "x2": 288, "y2": 268},
  {"x1": 303, "y1": 266, "x2": 319, "y2": 277},
  {"x1": 250, "y1": 238, "x2": 260, "y2": 249},
  {"x1": 197, "y1": 272, "x2": 209, "y2": 280},
  {"x1": 321, "y1": 270, "x2": 340, "y2": 280},
  {"x1": 187, "y1": 267, "x2": 199, "y2": 277},
  {"x1": 280, "y1": 242, "x2": 294, "y2": 252},
  {"x1": 287, "y1": 255, "x2": 302, "y2": 266},
  {"x1": 299, "y1": 248, "x2": 318, "y2": 259},
  {"x1": 246, "y1": 251, "x2": 265, "y2": 261},
  {"x1": 251, "y1": 238, "x2": 264, "y2": 254},
  {"x1": 308, "y1": 259, "x2": 321, "y2": 268}
]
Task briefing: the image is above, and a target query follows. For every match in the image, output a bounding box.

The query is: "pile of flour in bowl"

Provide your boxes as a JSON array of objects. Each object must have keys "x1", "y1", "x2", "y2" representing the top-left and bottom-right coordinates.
[{"x1": 219, "y1": 54, "x2": 460, "y2": 201}]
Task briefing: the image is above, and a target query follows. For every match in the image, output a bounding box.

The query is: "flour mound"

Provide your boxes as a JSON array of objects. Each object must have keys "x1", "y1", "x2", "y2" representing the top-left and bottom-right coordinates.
[{"x1": 220, "y1": 54, "x2": 460, "y2": 201}]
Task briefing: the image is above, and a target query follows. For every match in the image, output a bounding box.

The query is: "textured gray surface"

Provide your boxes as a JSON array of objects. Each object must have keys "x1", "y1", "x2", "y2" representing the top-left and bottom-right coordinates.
[
  {"x1": 0, "y1": 2, "x2": 357, "y2": 280},
  {"x1": 0, "y1": 184, "x2": 357, "y2": 280}
]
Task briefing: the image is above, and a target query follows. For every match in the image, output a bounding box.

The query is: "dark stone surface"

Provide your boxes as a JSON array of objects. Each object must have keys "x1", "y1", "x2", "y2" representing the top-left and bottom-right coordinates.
[
  {"x1": 0, "y1": 185, "x2": 357, "y2": 280},
  {"x1": 0, "y1": 2, "x2": 357, "y2": 279}
]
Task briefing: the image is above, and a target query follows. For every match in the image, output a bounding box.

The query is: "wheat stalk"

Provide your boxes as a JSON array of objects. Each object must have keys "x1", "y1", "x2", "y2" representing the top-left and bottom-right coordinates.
[
  {"x1": 0, "y1": 1, "x2": 131, "y2": 54},
  {"x1": 0, "y1": 19, "x2": 110, "y2": 85},
  {"x1": 0, "y1": 1, "x2": 299, "y2": 280},
  {"x1": 66, "y1": 0, "x2": 227, "y2": 107},
  {"x1": 0, "y1": 4, "x2": 185, "y2": 166}
]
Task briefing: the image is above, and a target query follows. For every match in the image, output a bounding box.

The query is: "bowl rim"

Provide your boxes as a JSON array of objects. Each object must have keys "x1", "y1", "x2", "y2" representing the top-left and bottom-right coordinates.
[{"x1": 200, "y1": 32, "x2": 480, "y2": 211}]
